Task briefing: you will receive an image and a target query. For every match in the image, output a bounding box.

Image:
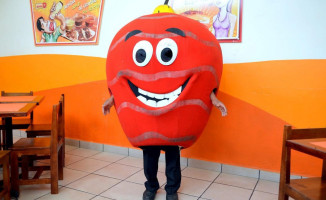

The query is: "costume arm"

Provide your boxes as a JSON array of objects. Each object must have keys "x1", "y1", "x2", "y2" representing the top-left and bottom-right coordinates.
[
  {"x1": 210, "y1": 92, "x2": 227, "y2": 116},
  {"x1": 102, "y1": 95, "x2": 115, "y2": 115}
]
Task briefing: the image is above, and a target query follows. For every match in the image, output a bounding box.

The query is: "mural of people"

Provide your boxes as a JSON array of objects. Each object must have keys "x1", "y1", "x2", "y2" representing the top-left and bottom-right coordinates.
[{"x1": 212, "y1": 0, "x2": 237, "y2": 38}]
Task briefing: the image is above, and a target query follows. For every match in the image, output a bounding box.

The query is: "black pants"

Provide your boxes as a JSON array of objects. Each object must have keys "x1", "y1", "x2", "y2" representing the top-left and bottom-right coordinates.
[{"x1": 141, "y1": 146, "x2": 181, "y2": 195}]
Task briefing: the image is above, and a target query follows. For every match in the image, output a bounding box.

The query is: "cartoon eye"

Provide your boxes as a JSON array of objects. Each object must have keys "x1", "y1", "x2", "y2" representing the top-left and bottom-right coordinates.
[
  {"x1": 156, "y1": 38, "x2": 178, "y2": 65},
  {"x1": 133, "y1": 40, "x2": 153, "y2": 67}
]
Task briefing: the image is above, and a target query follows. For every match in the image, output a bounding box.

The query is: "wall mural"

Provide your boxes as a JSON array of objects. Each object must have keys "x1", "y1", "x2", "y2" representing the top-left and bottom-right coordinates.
[
  {"x1": 171, "y1": 0, "x2": 242, "y2": 43},
  {"x1": 30, "y1": 0, "x2": 104, "y2": 46}
]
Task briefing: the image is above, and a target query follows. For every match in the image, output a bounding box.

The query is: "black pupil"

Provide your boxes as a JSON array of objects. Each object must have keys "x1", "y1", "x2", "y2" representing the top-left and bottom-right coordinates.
[
  {"x1": 136, "y1": 49, "x2": 146, "y2": 63},
  {"x1": 161, "y1": 48, "x2": 173, "y2": 62}
]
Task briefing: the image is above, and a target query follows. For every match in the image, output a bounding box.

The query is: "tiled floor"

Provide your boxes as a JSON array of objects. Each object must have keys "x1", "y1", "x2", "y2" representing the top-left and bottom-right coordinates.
[{"x1": 11, "y1": 144, "x2": 283, "y2": 200}]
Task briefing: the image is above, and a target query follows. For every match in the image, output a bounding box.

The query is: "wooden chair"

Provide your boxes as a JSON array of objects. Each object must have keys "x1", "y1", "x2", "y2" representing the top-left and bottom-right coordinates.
[
  {"x1": 0, "y1": 91, "x2": 34, "y2": 148},
  {"x1": 26, "y1": 94, "x2": 65, "y2": 138},
  {"x1": 26, "y1": 94, "x2": 65, "y2": 166},
  {"x1": 0, "y1": 150, "x2": 10, "y2": 200},
  {"x1": 279, "y1": 125, "x2": 326, "y2": 200},
  {"x1": 10, "y1": 101, "x2": 64, "y2": 195}
]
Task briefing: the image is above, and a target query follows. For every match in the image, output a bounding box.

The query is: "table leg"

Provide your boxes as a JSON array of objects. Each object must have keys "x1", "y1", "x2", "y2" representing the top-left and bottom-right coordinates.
[{"x1": 4, "y1": 117, "x2": 13, "y2": 150}]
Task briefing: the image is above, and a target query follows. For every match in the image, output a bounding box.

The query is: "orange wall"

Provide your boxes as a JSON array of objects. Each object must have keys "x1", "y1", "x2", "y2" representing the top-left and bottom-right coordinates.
[{"x1": 1, "y1": 55, "x2": 326, "y2": 176}]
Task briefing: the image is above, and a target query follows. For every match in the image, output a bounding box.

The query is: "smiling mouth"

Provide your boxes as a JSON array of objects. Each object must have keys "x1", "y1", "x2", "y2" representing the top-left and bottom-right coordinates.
[{"x1": 128, "y1": 78, "x2": 190, "y2": 108}]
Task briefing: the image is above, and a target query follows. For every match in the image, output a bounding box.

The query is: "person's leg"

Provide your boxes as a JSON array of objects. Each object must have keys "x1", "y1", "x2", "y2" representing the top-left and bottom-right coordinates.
[
  {"x1": 164, "y1": 146, "x2": 181, "y2": 195},
  {"x1": 142, "y1": 146, "x2": 161, "y2": 193}
]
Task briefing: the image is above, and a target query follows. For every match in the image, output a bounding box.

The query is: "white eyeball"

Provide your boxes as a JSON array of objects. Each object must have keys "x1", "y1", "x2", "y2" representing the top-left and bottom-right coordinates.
[
  {"x1": 156, "y1": 38, "x2": 178, "y2": 66},
  {"x1": 133, "y1": 40, "x2": 153, "y2": 67}
]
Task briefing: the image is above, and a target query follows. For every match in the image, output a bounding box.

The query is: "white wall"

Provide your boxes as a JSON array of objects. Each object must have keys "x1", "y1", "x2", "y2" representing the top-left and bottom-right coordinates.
[{"x1": 1, "y1": 0, "x2": 326, "y2": 63}]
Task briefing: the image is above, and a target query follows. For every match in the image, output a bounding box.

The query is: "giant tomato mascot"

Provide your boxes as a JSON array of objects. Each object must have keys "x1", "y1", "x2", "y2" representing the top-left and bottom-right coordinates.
[{"x1": 105, "y1": 8, "x2": 226, "y2": 148}]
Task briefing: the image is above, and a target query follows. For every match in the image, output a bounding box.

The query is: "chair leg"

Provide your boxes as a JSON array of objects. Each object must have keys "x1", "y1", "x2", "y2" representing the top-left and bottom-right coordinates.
[
  {"x1": 279, "y1": 128, "x2": 291, "y2": 200},
  {"x1": 21, "y1": 156, "x2": 29, "y2": 179},
  {"x1": 3, "y1": 153, "x2": 10, "y2": 200},
  {"x1": 62, "y1": 142, "x2": 65, "y2": 167},
  {"x1": 10, "y1": 152, "x2": 20, "y2": 194},
  {"x1": 50, "y1": 152, "x2": 59, "y2": 194},
  {"x1": 322, "y1": 159, "x2": 326, "y2": 180},
  {"x1": 58, "y1": 148, "x2": 64, "y2": 180},
  {"x1": 278, "y1": 148, "x2": 290, "y2": 200}
]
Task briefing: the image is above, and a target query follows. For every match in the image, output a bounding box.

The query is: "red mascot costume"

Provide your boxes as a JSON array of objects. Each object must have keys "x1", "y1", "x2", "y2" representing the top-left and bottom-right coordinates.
[{"x1": 106, "y1": 7, "x2": 224, "y2": 148}]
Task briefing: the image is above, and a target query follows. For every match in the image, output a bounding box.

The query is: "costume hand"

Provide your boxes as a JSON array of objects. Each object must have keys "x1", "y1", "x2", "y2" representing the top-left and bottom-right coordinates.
[
  {"x1": 210, "y1": 92, "x2": 227, "y2": 117},
  {"x1": 102, "y1": 95, "x2": 114, "y2": 115}
]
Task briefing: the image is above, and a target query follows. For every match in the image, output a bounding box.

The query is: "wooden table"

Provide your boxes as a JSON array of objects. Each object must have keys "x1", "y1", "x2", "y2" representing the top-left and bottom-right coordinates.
[
  {"x1": 0, "y1": 103, "x2": 37, "y2": 149},
  {"x1": 0, "y1": 96, "x2": 44, "y2": 105}
]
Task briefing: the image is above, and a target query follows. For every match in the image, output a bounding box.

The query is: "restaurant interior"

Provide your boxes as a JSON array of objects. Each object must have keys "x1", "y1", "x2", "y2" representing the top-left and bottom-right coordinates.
[{"x1": 1, "y1": 0, "x2": 326, "y2": 200}]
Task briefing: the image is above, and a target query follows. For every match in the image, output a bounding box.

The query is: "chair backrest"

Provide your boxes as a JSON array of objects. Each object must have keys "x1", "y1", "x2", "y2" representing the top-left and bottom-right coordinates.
[
  {"x1": 50, "y1": 97, "x2": 64, "y2": 152},
  {"x1": 284, "y1": 125, "x2": 326, "y2": 140},
  {"x1": 60, "y1": 94, "x2": 65, "y2": 137},
  {"x1": 1, "y1": 91, "x2": 33, "y2": 96}
]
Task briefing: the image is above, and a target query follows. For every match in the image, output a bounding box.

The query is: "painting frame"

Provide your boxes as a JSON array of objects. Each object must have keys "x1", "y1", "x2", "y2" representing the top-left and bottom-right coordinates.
[
  {"x1": 171, "y1": 0, "x2": 242, "y2": 43},
  {"x1": 30, "y1": 0, "x2": 105, "y2": 46}
]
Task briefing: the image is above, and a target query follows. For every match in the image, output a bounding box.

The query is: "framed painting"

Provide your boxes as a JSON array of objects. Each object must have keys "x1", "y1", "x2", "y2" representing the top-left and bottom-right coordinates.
[
  {"x1": 30, "y1": 0, "x2": 104, "y2": 46},
  {"x1": 171, "y1": 0, "x2": 242, "y2": 43}
]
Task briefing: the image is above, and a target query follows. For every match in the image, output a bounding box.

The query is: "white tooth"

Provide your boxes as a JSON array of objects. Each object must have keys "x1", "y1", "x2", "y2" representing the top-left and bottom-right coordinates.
[
  {"x1": 157, "y1": 99, "x2": 169, "y2": 107},
  {"x1": 155, "y1": 94, "x2": 165, "y2": 99},
  {"x1": 147, "y1": 91, "x2": 155, "y2": 98},
  {"x1": 137, "y1": 96, "x2": 147, "y2": 104},
  {"x1": 164, "y1": 91, "x2": 174, "y2": 99},
  {"x1": 168, "y1": 95, "x2": 178, "y2": 104},
  {"x1": 138, "y1": 88, "x2": 148, "y2": 96},
  {"x1": 146, "y1": 100, "x2": 157, "y2": 107},
  {"x1": 173, "y1": 87, "x2": 182, "y2": 95}
]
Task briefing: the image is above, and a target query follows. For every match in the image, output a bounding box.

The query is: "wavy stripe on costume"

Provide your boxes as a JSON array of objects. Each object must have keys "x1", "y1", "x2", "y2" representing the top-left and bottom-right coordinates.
[
  {"x1": 128, "y1": 131, "x2": 196, "y2": 143},
  {"x1": 108, "y1": 65, "x2": 218, "y2": 87},
  {"x1": 117, "y1": 99, "x2": 210, "y2": 116},
  {"x1": 108, "y1": 31, "x2": 219, "y2": 52}
]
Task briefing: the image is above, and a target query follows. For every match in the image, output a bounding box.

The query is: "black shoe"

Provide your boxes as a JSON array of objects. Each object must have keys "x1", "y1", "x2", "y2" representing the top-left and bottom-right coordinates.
[
  {"x1": 143, "y1": 190, "x2": 156, "y2": 200},
  {"x1": 166, "y1": 193, "x2": 178, "y2": 200}
]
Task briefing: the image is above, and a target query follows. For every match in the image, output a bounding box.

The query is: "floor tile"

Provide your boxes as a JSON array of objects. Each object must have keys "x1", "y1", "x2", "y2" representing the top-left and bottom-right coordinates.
[
  {"x1": 201, "y1": 183, "x2": 252, "y2": 200},
  {"x1": 15, "y1": 146, "x2": 282, "y2": 200},
  {"x1": 182, "y1": 167, "x2": 220, "y2": 182},
  {"x1": 17, "y1": 184, "x2": 52, "y2": 200},
  {"x1": 255, "y1": 180, "x2": 279, "y2": 194},
  {"x1": 66, "y1": 158, "x2": 111, "y2": 173},
  {"x1": 41, "y1": 168, "x2": 89, "y2": 186},
  {"x1": 66, "y1": 174, "x2": 120, "y2": 195},
  {"x1": 178, "y1": 177, "x2": 211, "y2": 197},
  {"x1": 91, "y1": 196, "x2": 114, "y2": 200},
  {"x1": 116, "y1": 156, "x2": 144, "y2": 168},
  {"x1": 66, "y1": 147, "x2": 100, "y2": 157},
  {"x1": 94, "y1": 163, "x2": 141, "y2": 180},
  {"x1": 37, "y1": 187, "x2": 95, "y2": 200},
  {"x1": 65, "y1": 153, "x2": 86, "y2": 166},
  {"x1": 250, "y1": 191, "x2": 278, "y2": 200},
  {"x1": 126, "y1": 170, "x2": 166, "y2": 187},
  {"x1": 215, "y1": 173, "x2": 258, "y2": 190},
  {"x1": 65, "y1": 145, "x2": 78, "y2": 152},
  {"x1": 100, "y1": 181, "x2": 144, "y2": 200},
  {"x1": 91, "y1": 151, "x2": 126, "y2": 163}
]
